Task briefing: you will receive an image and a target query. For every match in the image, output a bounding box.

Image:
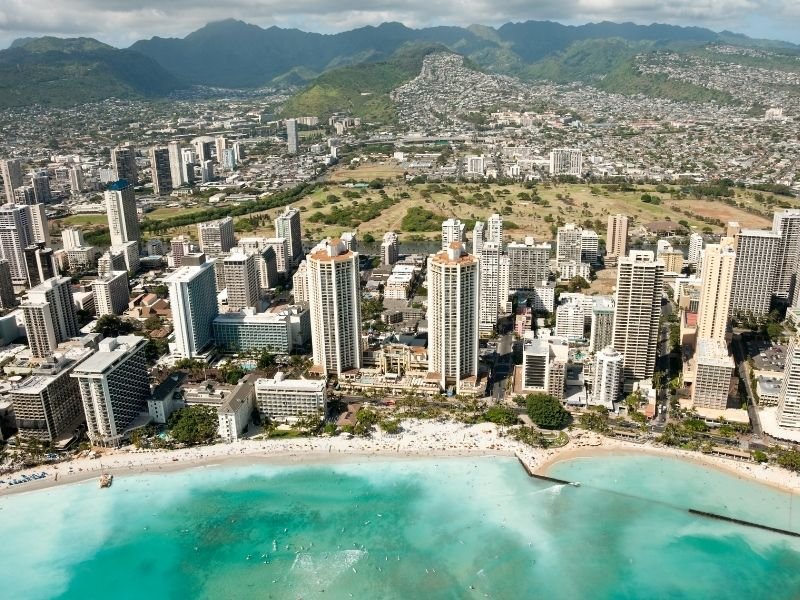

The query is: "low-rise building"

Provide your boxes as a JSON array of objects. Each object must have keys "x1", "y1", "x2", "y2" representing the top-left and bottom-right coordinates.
[
  {"x1": 213, "y1": 305, "x2": 310, "y2": 354},
  {"x1": 255, "y1": 373, "x2": 327, "y2": 422}
]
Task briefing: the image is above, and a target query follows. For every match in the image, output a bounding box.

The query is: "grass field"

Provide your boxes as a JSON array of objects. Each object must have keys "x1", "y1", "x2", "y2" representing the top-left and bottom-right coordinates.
[{"x1": 51, "y1": 162, "x2": 795, "y2": 249}]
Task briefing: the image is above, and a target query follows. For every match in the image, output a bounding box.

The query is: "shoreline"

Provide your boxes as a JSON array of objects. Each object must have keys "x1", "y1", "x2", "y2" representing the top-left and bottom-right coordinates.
[{"x1": 1, "y1": 421, "x2": 798, "y2": 498}]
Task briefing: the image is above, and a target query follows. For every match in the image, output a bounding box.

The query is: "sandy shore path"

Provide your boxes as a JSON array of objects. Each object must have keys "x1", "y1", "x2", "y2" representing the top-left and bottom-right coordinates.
[{"x1": 1, "y1": 422, "x2": 798, "y2": 498}]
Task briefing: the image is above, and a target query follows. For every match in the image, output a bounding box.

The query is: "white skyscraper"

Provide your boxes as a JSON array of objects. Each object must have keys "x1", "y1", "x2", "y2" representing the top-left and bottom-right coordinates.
[
  {"x1": 307, "y1": 239, "x2": 362, "y2": 375},
  {"x1": 692, "y1": 339, "x2": 734, "y2": 410},
  {"x1": 592, "y1": 346, "x2": 624, "y2": 407},
  {"x1": 778, "y1": 335, "x2": 800, "y2": 428},
  {"x1": 556, "y1": 223, "x2": 583, "y2": 264},
  {"x1": 69, "y1": 166, "x2": 84, "y2": 195},
  {"x1": 589, "y1": 297, "x2": 615, "y2": 352},
  {"x1": 696, "y1": 238, "x2": 736, "y2": 343},
  {"x1": 198, "y1": 217, "x2": 235, "y2": 257},
  {"x1": 0, "y1": 203, "x2": 33, "y2": 281},
  {"x1": 167, "y1": 141, "x2": 185, "y2": 187},
  {"x1": 486, "y1": 214, "x2": 503, "y2": 246},
  {"x1": 286, "y1": 118, "x2": 299, "y2": 154},
  {"x1": 772, "y1": 210, "x2": 800, "y2": 304},
  {"x1": 28, "y1": 202, "x2": 49, "y2": 245},
  {"x1": 71, "y1": 335, "x2": 150, "y2": 447},
  {"x1": 479, "y1": 241, "x2": 502, "y2": 334},
  {"x1": 381, "y1": 231, "x2": 399, "y2": 266},
  {"x1": 92, "y1": 271, "x2": 129, "y2": 317},
  {"x1": 580, "y1": 230, "x2": 600, "y2": 264},
  {"x1": 688, "y1": 233, "x2": 704, "y2": 266},
  {"x1": 427, "y1": 242, "x2": 480, "y2": 393},
  {"x1": 274, "y1": 206, "x2": 303, "y2": 267},
  {"x1": 105, "y1": 180, "x2": 140, "y2": 247},
  {"x1": 22, "y1": 277, "x2": 79, "y2": 358},
  {"x1": 441, "y1": 218, "x2": 466, "y2": 251},
  {"x1": 730, "y1": 229, "x2": 781, "y2": 317},
  {"x1": 549, "y1": 148, "x2": 583, "y2": 177},
  {"x1": 1, "y1": 159, "x2": 23, "y2": 201},
  {"x1": 612, "y1": 250, "x2": 664, "y2": 388},
  {"x1": 472, "y1": 221, "x2": 485, "y2": 256},
  {"x1": 165, "y1": 254, "x2": 219, "y2": 358},
  {"x1": 507, "y1": 238, "x2": 551, "y2": 292}
]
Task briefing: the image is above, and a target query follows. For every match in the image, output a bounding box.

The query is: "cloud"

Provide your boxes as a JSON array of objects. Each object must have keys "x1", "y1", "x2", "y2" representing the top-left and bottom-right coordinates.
[{"x1": 0, "y1": 0, "x2": 797, "y2": 47}]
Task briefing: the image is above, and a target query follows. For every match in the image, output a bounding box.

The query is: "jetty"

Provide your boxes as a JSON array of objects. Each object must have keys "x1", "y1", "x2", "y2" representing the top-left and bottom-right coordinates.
[
  {"x1": 689, "y1": 509, "x2": 800, "y2": 538},
  {"x1": 516, "y1": 455, "x2": 575, "y2": 485}
]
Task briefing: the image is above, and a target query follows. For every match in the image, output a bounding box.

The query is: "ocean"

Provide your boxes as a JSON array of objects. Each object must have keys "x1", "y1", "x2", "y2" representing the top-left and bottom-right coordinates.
[{"x1": 2, "y1": 454, "x2": 799, "y2": 599}]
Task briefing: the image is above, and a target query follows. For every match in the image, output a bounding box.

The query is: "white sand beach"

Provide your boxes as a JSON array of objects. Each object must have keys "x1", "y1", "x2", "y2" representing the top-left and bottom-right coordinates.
[{"x1": 0, "y1": 420, "x2": 798, "y2": 497}]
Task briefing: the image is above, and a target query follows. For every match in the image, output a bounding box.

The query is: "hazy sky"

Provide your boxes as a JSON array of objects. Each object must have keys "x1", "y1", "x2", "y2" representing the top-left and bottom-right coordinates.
[{"x1": 0, "y1": 0, "x2": 798, "y2": 48}]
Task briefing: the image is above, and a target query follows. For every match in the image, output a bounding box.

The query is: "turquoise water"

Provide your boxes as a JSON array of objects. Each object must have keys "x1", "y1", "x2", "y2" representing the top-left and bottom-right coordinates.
[{"x1": 2, "y1": 455, "x2": 800, "y2": 599}]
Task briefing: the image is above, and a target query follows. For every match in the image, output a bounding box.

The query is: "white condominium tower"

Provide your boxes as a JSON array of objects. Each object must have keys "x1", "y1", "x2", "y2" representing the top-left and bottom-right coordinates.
[
  {"x1": 556, "y1": 223, "x2": 582, "y2": 264},
  {"x1": 427, "y1": 242, "x2": 480, "y2": 393},
  {"x1": 167, "y1": 141, "x2": 185, "y2": 187},
  {"x1": 111, "y1": 145, "x2": 138, "y2": 185},
  {"x1": 105, "y1": 180, "x2": 140, "y2": 247},
  {"x1": 688, "y1": 232, "x2": 704, "y2": 266},
  {"x1": 286, "y1": 118, "x2": 299, "y2": 154},
  {"x1": 275, "y1": 206, "x2": 303, "y2": 267},
  {"x1": 0, "y1": 203, "x2": 33, "y2": 281},
  {"x1": 307, "y1": 239, "x2": 362, "y2": 376},
  {"x1": 1, "y1": 159, "x2": 23, "y2": 201},
  {"x1": 486, "y1": 213, "x2": 503, "y2": 246},
  {"x1": 165, "y1": 254, "x2": 219, "y2": 358},
  {"x1": 472, "y1": 221, "x2": 485, "y2": 256},
  {"x1": 507, "y1": 238, "x2": 551, "y2": 292},
  {"x1": 692, "y1": 339, "x2": 734, "y2": 410},
  {"x1": 223, "y1": 251, "x2": 260, "y2": 311},
  {"x1": 592, "y1": 346, "x2": 624, "y2": 407},
  {"x1": 22, "y1": 277, "x2": 80, "y2": 358},
  {"x1": 198, "y1": 217, "x2": 235, "y2": 257},
  {"x1": 91, "y1": 270, "x2": 129, "y2": 317},
  {"x1": 149, "y1": 147, "x2": 173, "y2": 196},
  {"x1": 612, "y1": 250, "x2": 664, "y2": 389},
  {"x1": 71, "y1": 335, "x2": 150, "y2": 447},
  {"x1": 729, "y1": 229, "x2": 781, "y2": 317},
  {"x1": 772, "y1": 210, "x2": 800, "y2": 304},
  {"x1": 696, "y1": 238, "x2": 735, "y2": 343},
  {"x1": 479, "y1": 241, "x2": 502, "y2": 334},
  {"x1": 381, "y1": 231, "x2": 399, "y2": 266},
  {"x1": 549, "y1": 148, "x2": 582, "y2": 177},
  {"x1": 606, "y1": 214, "x2": 629, "y2": 263},
  {"x1": 778, "y1": 335, "x2": 800, "y2": 428},
  {"x1": 441, "y1": 218, "x2": 465, "y2": 251}
]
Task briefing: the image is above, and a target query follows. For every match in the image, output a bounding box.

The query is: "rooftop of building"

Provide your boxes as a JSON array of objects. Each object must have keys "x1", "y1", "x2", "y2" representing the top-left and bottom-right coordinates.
[
  {"x1": 256, "y1": 372, "x2": 326, "y2": 392},
  {"x1": 72, "y1": 335, "x2": 145, "y2": 374},
  {"x1": 163, "y1": 259, "x2": 215, "y2": 283},
  {"x1": 696, "y1": 339, "x2": 734, "y2": 367}
]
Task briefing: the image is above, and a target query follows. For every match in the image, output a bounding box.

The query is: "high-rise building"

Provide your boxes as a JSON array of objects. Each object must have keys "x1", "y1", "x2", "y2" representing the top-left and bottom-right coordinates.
[
  {"x1": 165, "y1": 254, "x2": 219, "y2": 359},
  {"x1": 441, "y1": 218, "x2": 465, "y2": 251},
  {"x1": 688, "y1": 233, "x2": 704, "y2": 266},
  {"x1": 274, "y1": 207, "x2": 303, "y2": 267},
  {"x1": 381, "y1": 231, "x2": 399, "y2": 266},
  {"x1": 27, "y1": 202, "x2": 49, "y2": 245},
  {"x1": 149, "y1": 147, "x2": 173, "y2": 196},
  {"x1": 507, "y1": 238, "x2": 551, "y2": 292},
  {"x1": 772, "y1": 210, "x2": 800, "y2": 304},
  {"x1": 692, "y1": 339, "x2": 734, "y2": 410},
  {"x1": 0, "y1": 259, "x2": 16, "y2": 309},
  {"x1": 307, "y1": 239, "x2": 361, "y2": 375},
  {"x1": 71, "y1": 335, "x2": 150, "y2": 447},
  {"x1": 22, "y1": 277, "x2": 79, "y2": 358},
  {"x1": 427, "y1": 242, "x2": 479, "y2": 392},
  {"x1": 30, "y1": 174, "x2": 52, "y2": 204},
  {"x1": 520, "y1": 337, "x2": 568, "y2": 400},
  {"x1": 555, "y1": 299, "x2": 586, "y2": 340},
  {"x1": 730, "y1": 229, "x2": 781, "y2": 317},
  {"x1": 111, "y1": 145, "x2": 138, "y2": 185},
  {"x1": 486, "y1": 214, "x2": 503, "y2": 246},
  {"x1": 592, "y1": 346, "x2": 624, "y2": 407},
  {"x1": 696, "y1": 238, "x2": 736, "y2": 343},
  {"x1": 105, "y1": 180, "x2": 140, "y2": 247},
  {"x1": 472, "y1": 221, "x2": 485, "y2": 256},
  {"x1": 170, "y1": 235, "x2": 195, "y2": 268},
  {"x1": 556, "y1": 223, "x2": 583, "y2": 264},
  {"x1": 479, "y1": 241, "x2": 502, "y2": 334},
  {"x1": 13, "y1": 186, "x2": 35, "y2": 205},
  {"x1": 549, "y1": 148, "x2": 582, "y2": 177},
  {"x1": 263, "y1": 237, "x2": 289, "y2": 274},
  {"x1": 286, "y1": 118, "x2": 299, "y2": 154},
  {"x1": 198, "y1": 217, "x2": 235, "y2": 257},
  {"x1": 0, "y1": 203, "x2": 33, "y2": 281},
  {"x1": 11, "y1": 353, "x2": 89, "y2": 442},
  {"x1": 214, "y1": 136, "x2": 227, "y2": 163},
  {"x1": 24, "y1": 243, "x2": 57, "y2": 287},
  {"x1": 589, "y1": 297, "x2": 615, "y2": 352},
  {"x1": 612, "y1": 251, "x2": 664, "y2": 388},
  {"x1": 221, "y1": 148, "x2": 237, "y2": 170},
  {"x1": 192, "y1": 137, "x2": 214, "y2": 163},
  {"x1": 92, "y1": 271, "x2": 129, "y2": 316},
  {"x1": 62, "y1": 228, "x2": 84, "y2": 251},
  {"x1": 68, "y1": 166, "x2": 84, "y2": 195},
  {"x1": 580, "y1": 230, "x2": 600, "y2": 264},
  {"x1": 293, "y1": 260, "x2": 309, "y2": 303},
  {"x1": 1, "y1": 159, "x2": 23, "y2": 201},
  {"x1": 223, "y1": 252, "x2": 260, "y2": 311},
  {"x1": 606, "y1": 214, "x2": 629, "y2": 263},
  {"x1": 167, "y1": 141, "x2": 185, "y2": 187},
  {"x1": 201, "y1": 160, "x2": 214, "y2": 183},
  {"x1": 778, "y1": 335, "x2": 800, "y2": 428}
]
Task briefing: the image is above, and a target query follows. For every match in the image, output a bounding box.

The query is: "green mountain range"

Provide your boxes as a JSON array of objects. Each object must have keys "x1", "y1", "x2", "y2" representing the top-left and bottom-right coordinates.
[
  {"x1": 2, "y1": 20, "x2": 799, "y2": 110},
  {"x1": 0, "y1": 37, "x2": 183, "y2": 108}
]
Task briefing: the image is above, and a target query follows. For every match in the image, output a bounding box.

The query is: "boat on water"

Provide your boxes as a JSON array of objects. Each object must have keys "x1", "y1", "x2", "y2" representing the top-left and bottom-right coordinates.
[{"x1": 99, "y1": 473, "x2": 113, "y2": 488}]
